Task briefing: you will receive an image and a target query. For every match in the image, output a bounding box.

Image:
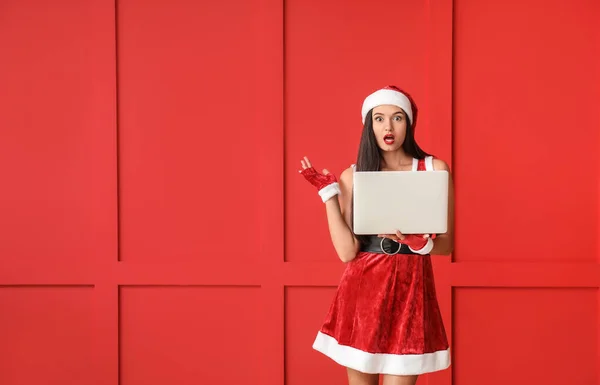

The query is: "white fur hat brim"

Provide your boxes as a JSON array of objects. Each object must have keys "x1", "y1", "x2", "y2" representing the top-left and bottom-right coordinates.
[{"x1": 361, "y1": 88, "x2": 413, "y2": 124}]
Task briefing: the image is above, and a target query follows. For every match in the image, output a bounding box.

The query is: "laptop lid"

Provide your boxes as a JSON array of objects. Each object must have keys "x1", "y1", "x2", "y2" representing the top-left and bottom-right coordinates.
[{"x1": 352, "y1": 170, "x2": 449, "y2": 235}]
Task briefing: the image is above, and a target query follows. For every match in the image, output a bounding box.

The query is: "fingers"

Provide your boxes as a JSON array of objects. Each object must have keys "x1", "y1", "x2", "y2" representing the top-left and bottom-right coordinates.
[
  {"x1": 304, "y1": 156, "x2": 312, "y2": 168},
  {"x1": 297, "y1": 157, "x2": 334, "y2": 177},
  {"x1": 299, "y1": 158, "x2": 309, "y2": 173},
  {"x1": 393, "y1": 231, "x2": 430, "y2": 240},
  {"x1": 298, "y1": 156, "x2": 312, "y2": 173}
]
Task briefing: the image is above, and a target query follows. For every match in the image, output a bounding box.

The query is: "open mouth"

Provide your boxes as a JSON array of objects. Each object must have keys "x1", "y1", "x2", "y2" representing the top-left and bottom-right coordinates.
[{"x1": 383, "y1": 134, "x2": 395, "y2": 145}]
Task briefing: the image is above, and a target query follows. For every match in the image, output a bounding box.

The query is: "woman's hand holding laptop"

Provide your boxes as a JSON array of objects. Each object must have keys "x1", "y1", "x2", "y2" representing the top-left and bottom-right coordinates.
[{"x1": 378, "y1": 231, "x2": 434, "y2": 255}]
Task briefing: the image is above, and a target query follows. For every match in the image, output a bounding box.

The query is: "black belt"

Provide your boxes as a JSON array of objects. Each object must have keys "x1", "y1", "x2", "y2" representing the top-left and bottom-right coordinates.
[{"x1": 359, "y1": 235, "x2": 418, "y2": 255}]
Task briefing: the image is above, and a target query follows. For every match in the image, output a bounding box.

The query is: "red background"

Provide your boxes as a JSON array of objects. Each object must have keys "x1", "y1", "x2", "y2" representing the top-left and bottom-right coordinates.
[{"x1": 1, "y1": 0, "x2": 599, "y2": 384}]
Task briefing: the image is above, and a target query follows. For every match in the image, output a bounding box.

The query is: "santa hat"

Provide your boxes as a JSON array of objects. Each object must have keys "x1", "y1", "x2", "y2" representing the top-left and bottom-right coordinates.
[{"x1": 361, "y1": 85, "x2": 416, "y2": 125}]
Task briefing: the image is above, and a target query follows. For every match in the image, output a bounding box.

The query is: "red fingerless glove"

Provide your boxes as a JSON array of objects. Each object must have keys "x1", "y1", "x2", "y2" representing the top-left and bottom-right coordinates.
[
  {"x1": 399, "y1": 234, "x2": 434, "y2": 255},
  {"x1": 300, "y1": 167, "x2": 341, "y2": 202}
]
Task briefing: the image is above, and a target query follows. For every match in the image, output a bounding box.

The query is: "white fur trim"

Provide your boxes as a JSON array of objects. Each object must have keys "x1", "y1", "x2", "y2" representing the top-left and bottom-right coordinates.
[
  {"x1": 313, "y1": 331, "x2": 450, "y2": 375},
  {"x1": 425, "y1": 156, "x2": 434, "y2": 171},
  {"x1": 318, "y1": 182, "x2": 341, "y2": 202},
  {"x1": 412, "y1": 158, "x2": 418, "y2": 171},
  {"x1": 409, "y1": 237, "x2": 434, "y2": 255},
  {"x1": 361, "y1": 89, "x2": 413, "y2": 124}
]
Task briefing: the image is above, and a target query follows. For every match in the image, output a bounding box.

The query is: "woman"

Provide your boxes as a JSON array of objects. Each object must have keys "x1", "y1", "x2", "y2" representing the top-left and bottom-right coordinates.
[{"x1": 299, "y1": 85, "x2": 454, "y2": 385}]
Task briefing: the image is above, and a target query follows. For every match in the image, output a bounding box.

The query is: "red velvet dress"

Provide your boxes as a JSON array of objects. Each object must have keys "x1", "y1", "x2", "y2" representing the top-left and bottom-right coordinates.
[{"x1": 312, "y1": 157, "x2": 450, "y2": 375}]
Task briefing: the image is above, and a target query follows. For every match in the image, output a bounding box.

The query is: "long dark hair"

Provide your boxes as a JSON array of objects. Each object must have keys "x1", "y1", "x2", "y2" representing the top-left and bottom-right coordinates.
[{"x1": 352, "y1": 89, "x2": 431, "y2": 243}]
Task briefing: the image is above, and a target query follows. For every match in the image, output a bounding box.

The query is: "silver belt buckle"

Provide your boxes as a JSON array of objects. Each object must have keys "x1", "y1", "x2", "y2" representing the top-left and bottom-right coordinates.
[{"x1": 380, "y1": 237, "x2": 401, "y2": 255}]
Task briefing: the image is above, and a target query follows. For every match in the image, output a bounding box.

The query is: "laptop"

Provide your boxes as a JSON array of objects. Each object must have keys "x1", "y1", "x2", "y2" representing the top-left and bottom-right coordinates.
[{"x1": 352, "y1": 170, "x2": 449, "y2": 235}]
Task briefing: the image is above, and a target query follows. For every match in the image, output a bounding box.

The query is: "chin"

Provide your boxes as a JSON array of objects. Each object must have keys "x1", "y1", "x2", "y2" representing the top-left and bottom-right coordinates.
[{"x1": 378, "y1": 142, "x2": 403, "y2": 151}]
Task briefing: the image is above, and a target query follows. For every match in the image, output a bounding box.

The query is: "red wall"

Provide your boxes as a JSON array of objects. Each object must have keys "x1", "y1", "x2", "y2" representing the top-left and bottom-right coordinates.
[{"x1": 1, "y1": 0, "x2": 598, "y2": 384}]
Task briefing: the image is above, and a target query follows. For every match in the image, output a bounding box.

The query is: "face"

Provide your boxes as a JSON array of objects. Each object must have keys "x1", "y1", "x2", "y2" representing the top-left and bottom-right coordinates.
[{"x1": 371, "y1": 104, "x2": 408, "y2": 151}]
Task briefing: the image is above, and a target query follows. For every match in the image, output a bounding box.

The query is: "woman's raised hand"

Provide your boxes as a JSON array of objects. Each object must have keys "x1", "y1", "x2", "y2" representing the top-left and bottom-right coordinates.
[{"x1": 299, "y1": 156, "x2": 341, "y2": 203}]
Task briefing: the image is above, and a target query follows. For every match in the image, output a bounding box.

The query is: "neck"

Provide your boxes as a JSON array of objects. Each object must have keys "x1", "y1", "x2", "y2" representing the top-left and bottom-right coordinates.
[{"x1": 380, "y1": 149, "x2": 413, "y2": 170}]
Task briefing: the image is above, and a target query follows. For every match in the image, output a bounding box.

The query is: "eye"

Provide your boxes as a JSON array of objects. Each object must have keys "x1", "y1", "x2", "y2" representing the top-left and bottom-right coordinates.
[
  {"x1": 374, "y1": 116, "x2": 383, "y2": 122},
  {"x1": 394, "y1": 115, "x2": 403, "y2": 121}
]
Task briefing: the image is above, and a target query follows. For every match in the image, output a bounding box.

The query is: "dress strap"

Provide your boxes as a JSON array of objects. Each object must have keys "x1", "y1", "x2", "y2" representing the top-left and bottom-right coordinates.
[
  {"x1": 425, "y1": 156, "x2": 434, "y2": 171},
  {"x1": 416, "y1": 156, "x2": 434, "y2": 171}
]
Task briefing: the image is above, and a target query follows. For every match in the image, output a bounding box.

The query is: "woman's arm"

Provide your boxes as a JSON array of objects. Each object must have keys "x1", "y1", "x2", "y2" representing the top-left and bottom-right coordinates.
[
  {"x1": 299, "y1": 158, "x2": 361, "y2": 262},
  {"x1": 430, "y1": 158, "x2": 454, "y2": 255},
  {"x1": 324, "y1": 167, "x2": 361, "y2": 262}
]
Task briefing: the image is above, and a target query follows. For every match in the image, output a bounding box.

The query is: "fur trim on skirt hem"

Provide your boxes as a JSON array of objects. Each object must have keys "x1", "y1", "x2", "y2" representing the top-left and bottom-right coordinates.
[{"x1": 312, "y1": 331, "x2": 451, "y2": 375}]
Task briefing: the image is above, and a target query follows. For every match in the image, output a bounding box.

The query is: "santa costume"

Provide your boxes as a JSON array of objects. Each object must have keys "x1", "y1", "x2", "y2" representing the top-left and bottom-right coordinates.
[{"x1": 303, "y1": 86, "x2": 450, "y2": 375}]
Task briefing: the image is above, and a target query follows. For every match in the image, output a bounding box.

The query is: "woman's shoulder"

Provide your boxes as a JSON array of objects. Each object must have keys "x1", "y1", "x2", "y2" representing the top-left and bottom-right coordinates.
[
  {"x1": 431, "y1": 157, "x2": 451, "y2": 172},
  {"x1": 340, "y1": 165, "x2": 355, "y2": 183}
]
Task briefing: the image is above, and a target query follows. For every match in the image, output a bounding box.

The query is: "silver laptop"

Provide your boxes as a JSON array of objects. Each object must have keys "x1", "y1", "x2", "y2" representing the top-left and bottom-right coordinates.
[{"x1": 353, "y1": 170, "x2": 449, "y2": 235}]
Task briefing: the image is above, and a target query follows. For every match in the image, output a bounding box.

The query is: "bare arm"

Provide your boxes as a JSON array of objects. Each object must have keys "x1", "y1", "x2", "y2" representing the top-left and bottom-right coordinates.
[
  {"x1": 299, "y1": 157, "x2": 361, "y2": 262},
  {"x1": 430, "y1": 158, "x2": 454, "y2": 255},
  {"x1": 324, "y1": 167, "x2": 361, "y2": 262}
]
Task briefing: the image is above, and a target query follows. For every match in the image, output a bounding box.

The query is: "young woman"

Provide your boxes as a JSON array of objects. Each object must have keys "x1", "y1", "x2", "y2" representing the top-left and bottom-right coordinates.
[{"x1": 299, "y1": 85, "x2": 454, "y2": 385}]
